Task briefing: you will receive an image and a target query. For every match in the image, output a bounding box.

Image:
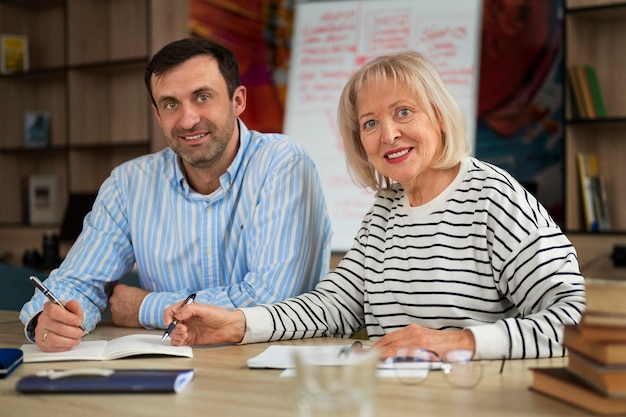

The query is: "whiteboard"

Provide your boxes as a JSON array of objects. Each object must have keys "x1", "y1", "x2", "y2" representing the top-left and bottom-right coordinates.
[{"x1": 284, "y1": 0, "x2": 483, "y2": 251}]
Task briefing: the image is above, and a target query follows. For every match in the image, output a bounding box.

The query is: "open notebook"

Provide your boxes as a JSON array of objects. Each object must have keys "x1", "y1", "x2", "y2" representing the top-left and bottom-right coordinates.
[{"x1": 20, "y1": 334, "x2": 193, "y2": 363}]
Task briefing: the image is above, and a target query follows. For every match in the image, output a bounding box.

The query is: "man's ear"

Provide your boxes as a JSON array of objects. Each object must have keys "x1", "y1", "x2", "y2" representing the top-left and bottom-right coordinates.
[
  {"x1": 151, "y1": 104, "x2": 162, "y2": 127},
  {"x1": 232, "y1": 85, "x2": 247, "y2": 117}
]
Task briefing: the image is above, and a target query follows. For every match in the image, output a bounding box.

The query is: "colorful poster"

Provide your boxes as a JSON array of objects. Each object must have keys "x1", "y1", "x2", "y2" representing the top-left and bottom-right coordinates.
[
  {"x1": 475, "y1": 0, "x2": 564, "y2": 225},
  {"x1": 190, "y1": 0, "x2": 293, "y2": 133},
  {"x1": 190, "y1": 0, "x2": 566, "y2": 238}
]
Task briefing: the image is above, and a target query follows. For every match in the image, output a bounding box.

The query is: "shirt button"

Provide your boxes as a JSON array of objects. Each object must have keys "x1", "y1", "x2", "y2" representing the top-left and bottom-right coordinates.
[
  {"x1": 206, "y1": 206, "x2": 212, "y2": 213},
  {"x1": 207, "y1": 249, "x2": 213, "y2": 255}
]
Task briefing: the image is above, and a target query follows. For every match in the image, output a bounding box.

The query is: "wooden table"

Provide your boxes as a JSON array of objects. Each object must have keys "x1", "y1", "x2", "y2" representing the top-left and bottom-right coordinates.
[{"x1": 0, "y1": 310, "x2": 588, "y2": 416}]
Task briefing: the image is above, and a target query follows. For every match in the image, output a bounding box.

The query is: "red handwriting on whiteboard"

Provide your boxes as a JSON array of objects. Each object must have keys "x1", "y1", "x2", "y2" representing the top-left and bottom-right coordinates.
[
  {"x1": 415, "y1": 17, "x2": 473, "y2": 88},
  {"x1": 364, "y1": 9, "x2": 412, "y2": 54},
  {"x1": 419, "y1": 23, "x2": 468, "y2": 62},
  {"x1": 295, "y1": 9, "x2": 358, "y2": 107}
]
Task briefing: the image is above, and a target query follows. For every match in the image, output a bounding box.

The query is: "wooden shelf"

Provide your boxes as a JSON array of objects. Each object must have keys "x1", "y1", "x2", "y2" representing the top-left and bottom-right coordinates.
[
  {"x1": 0, "y1": 0, "x2": 189, "y2": 260},
  {"x1": 564, "y1": 0, "x2": 626, "y2": 234},
  {"x1": 0, "y1": 152, "x2": 68, "y2": 225},
  {"x1": 68, "y1": 62, "x2": 150, "y2": 146},
  {"x1": 69, "y1": 146, "x2": 148, "y2": 192},
  {"x1": 0, "y1": 72, "x2": 66, "y2": 149},
  {"x1": 67, "y1": 0, "x2": 148, "y2": 65},
  {"x1": 0, "y1": 1, "x2": 65, "y2": 69}
]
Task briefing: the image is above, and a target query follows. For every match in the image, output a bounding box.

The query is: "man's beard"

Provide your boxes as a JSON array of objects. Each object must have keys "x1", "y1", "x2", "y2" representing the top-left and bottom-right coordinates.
[{"x1": 172, "y1": 114, "x2": 235, "y2": 168}]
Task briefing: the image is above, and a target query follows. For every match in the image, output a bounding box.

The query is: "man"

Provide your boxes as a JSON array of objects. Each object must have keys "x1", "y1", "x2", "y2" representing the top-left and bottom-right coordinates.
[{"x1": 20, "y1": 38, "x2": 332, "y2": 352}]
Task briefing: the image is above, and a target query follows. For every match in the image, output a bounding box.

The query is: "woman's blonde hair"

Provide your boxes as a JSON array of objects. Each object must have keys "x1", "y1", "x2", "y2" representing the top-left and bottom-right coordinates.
[{"x1": 337, "y1": 51, "x2": 470, "y2": 193}]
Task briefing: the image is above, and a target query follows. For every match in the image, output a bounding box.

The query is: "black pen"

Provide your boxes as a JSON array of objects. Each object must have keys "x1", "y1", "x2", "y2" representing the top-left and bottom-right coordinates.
[
  {"x1": 162, "y1": 293, "x2": 196, "y2": 341},
  {"x1": 29, "y1": 275, "x2": 88, "y2": 334}
]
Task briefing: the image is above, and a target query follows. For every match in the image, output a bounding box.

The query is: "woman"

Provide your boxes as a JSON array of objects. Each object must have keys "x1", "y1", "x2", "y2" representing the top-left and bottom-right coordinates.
[{"x1": 165, "y1": 51, "x2": 585, "y2": 360}]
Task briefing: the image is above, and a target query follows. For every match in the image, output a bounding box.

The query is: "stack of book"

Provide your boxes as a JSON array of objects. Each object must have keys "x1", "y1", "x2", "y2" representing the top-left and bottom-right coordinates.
[
  {"x1": 568, "y1": 64, "x2": 607, "y2": 119},
  {"x1": 530, "y1": 279, "x2": 626, "y2": 415}
]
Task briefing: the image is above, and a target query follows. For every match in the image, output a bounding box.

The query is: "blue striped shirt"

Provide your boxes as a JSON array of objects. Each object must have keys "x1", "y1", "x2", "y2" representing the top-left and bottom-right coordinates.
[{"x1": 20, "y1": 120, "x2": 332, "y2": 335}]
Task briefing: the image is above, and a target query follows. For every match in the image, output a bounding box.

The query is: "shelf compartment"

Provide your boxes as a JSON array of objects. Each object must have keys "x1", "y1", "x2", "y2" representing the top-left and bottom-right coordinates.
[
  {"x1": 0, "y1": 72, "x2": 66, "y2": 149},
  {"x1": 0, "y1": 1, "x2": 65, "y2": 70},
  {"x1": 67, "y1": 0, "x2": 148, "y2": 65},
  {"x1": 566, "y1": 3, "x2": 626, "y2": 119},
  {"x1": 68, "y1": 62, "x2": 150, "y2": 146},
  {"x1": 0, "y1": 151, "x2": 67, "y2": 225},
  {"x1": 565, "y1": 122, "x2": 626, "y2": 232},
  {"x1": 68, "y1": 145, "x2": 148, "y2": 193}
]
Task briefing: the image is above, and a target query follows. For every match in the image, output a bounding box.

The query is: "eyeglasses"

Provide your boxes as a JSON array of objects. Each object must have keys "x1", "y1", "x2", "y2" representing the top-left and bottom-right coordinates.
[{"x1": 382, "y1": 348, "x2": 492, "y2": 389}]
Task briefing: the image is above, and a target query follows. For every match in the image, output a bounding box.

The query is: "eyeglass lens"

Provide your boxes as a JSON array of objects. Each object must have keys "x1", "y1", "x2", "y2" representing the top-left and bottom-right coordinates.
[{"x1": 391, "y1": 349, "x2": 484, "y2": 389}]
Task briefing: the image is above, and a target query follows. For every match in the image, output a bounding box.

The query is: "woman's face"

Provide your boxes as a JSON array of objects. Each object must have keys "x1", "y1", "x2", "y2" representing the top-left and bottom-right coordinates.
[{"x1": 357, "y1": 78, "x2": 444, "y2": 192}]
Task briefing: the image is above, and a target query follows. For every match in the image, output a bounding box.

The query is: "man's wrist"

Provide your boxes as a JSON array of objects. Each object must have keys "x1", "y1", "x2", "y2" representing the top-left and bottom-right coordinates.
[{"x1": 25, "y1": 313, "x2": 41, "y2": 343}]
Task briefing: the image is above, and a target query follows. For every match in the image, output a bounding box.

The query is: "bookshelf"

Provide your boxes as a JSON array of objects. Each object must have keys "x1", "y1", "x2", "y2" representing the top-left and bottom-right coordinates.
[
  {"x1": 565, "y1": 0, "x2": 626, "y2": 237},
  {"x1": 0, "y1": 0, "x2": 189, "y2": 262}
]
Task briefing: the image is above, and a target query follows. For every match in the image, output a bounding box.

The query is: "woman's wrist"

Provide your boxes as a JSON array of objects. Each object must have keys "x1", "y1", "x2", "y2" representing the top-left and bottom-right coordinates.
[{"x1": 231, "y1": 309, "x2": 247, "y2": 343}]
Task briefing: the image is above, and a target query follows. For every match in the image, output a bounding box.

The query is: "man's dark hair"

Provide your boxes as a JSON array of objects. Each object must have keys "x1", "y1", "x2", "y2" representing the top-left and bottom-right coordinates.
[{"x1": 145, "y1": 37, "x2": 241, "y2": 106}]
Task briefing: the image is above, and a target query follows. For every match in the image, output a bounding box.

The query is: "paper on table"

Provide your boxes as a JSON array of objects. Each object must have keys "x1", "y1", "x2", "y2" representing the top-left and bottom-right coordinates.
[
  {"x1": 20, "y1": 334, "x2": 193, "y2": 363},
  {"x1": 248, "y1": 345, "x2": 439, "y2": 378}
]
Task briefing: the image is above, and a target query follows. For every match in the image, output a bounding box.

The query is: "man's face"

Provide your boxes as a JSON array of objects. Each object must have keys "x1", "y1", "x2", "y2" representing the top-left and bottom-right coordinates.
[{"x1": 150, "y1": 55, "x2": 245, "y2": 170}]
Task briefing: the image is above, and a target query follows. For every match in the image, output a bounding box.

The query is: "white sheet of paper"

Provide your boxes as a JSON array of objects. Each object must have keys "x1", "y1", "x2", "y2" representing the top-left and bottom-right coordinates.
[{"x1": 248, "y1": 344, "x2": 438, "y2": 379}]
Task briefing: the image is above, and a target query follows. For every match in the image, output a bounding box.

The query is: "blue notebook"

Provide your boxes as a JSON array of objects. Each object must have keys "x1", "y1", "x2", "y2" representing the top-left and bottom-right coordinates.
[
  {"x1": 0, "y1": 348, "x2": 23, "y2": 379},
  {"x1": 16, "y1": 368, "x2": 195, "y2": 393}
]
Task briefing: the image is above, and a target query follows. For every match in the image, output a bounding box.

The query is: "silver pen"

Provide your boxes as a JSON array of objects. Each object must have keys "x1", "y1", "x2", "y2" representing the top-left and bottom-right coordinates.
[
  {"x1": 29, "y1": 275, "x2": 88, "y2": 334},
  {"x1": 338, "y1": 340, "x2": 364, "y2": 357}
]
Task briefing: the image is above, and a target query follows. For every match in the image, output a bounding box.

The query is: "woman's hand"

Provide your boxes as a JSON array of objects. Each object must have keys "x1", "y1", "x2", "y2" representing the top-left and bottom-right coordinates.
[
  {"x1": 164, "y1": 303, "x2": 246, "y2": 346},
  {"x1": 372, "y1": 323, "x2": 476, "y2": 359}
]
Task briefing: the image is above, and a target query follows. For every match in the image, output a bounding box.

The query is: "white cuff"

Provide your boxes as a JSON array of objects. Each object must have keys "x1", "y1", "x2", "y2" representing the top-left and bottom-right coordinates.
[
  {"x1": 240, "y1": 306, "x2": 273, "y2": 344},
  {"x1": 466, "y1": 322, "x2": 509, "y2": 360}
]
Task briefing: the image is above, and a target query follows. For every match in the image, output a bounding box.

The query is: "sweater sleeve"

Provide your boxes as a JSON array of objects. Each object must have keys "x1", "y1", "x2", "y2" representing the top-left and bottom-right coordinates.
[{"x1": 477, "y1": 228, "x2": 585, "y2": 359}]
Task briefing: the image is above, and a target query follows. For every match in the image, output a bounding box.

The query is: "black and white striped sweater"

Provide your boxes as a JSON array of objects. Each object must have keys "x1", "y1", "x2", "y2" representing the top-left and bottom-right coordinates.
[{"x1": 242, "y1": 157, "x2": 585, "y2": 359}]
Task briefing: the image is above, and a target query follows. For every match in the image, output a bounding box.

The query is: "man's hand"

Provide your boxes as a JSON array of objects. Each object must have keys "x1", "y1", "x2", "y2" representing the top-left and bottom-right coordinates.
[
  {"x1": 164, "y1": 303, "x2": 246, "y2": 346},
  {"x1": 372, "y1": 323, "x2": 476, "y2": 359},
  {"x1": 35, "y1": 300, "x2": 85, "y2": 352},
  {"x1": 108, "y1": 284, "x2": 149, "y2": 328}
]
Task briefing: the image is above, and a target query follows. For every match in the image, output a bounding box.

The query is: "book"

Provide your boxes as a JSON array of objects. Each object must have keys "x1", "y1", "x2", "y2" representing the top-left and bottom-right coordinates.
[
  {"x1": 577, "y1": 321, "x2": 626, "y2": 343},
  {"x1": 564, "y1": 325, "x2": 626, "y2": 365},
  {"x1": 577, "y1": 65, "x2": 596, "y2": 118},
  {"x1": 583, "y1": 312, "x2": 626, "y2": 328},
  {"x1": 19, "y1": 334, "x2": 193, "y2": 363},
  {"x1": 585, "y1": 65, "x2": 608, "y2": 118},
  {"x1": 592, "y1": 174, "x2": 611, "y2": 232},
  {"x1": 24, "y1": 111, "x2": 51, "y2": 148},
  {"x1": 585, "y1": 278, "x2": 626, "y2": 317},
  {"x1": 568, "y1": 350, "x2": 626, "y2": 397},
  {"x1": 576, "y1": 152, "x2": 610, "y2": 232},
  {"x1": 27, "y1": 174, "x2": 61, "y2": 224},
  {"x1": 0, "y1": 34, "x2": 28, "y2": 74},
  {"x1": 568, "y1": 66, "x2": 588, "y2": 118},
  {"x1": 530, "y1": 367, "x2": 626, "y2": 415},
  {"x1": 16, "y1": 368, "x2": 195, "y2": 393},
  {"x1": 577, "y1": 152, "x2": 599, "y2": 232}
]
